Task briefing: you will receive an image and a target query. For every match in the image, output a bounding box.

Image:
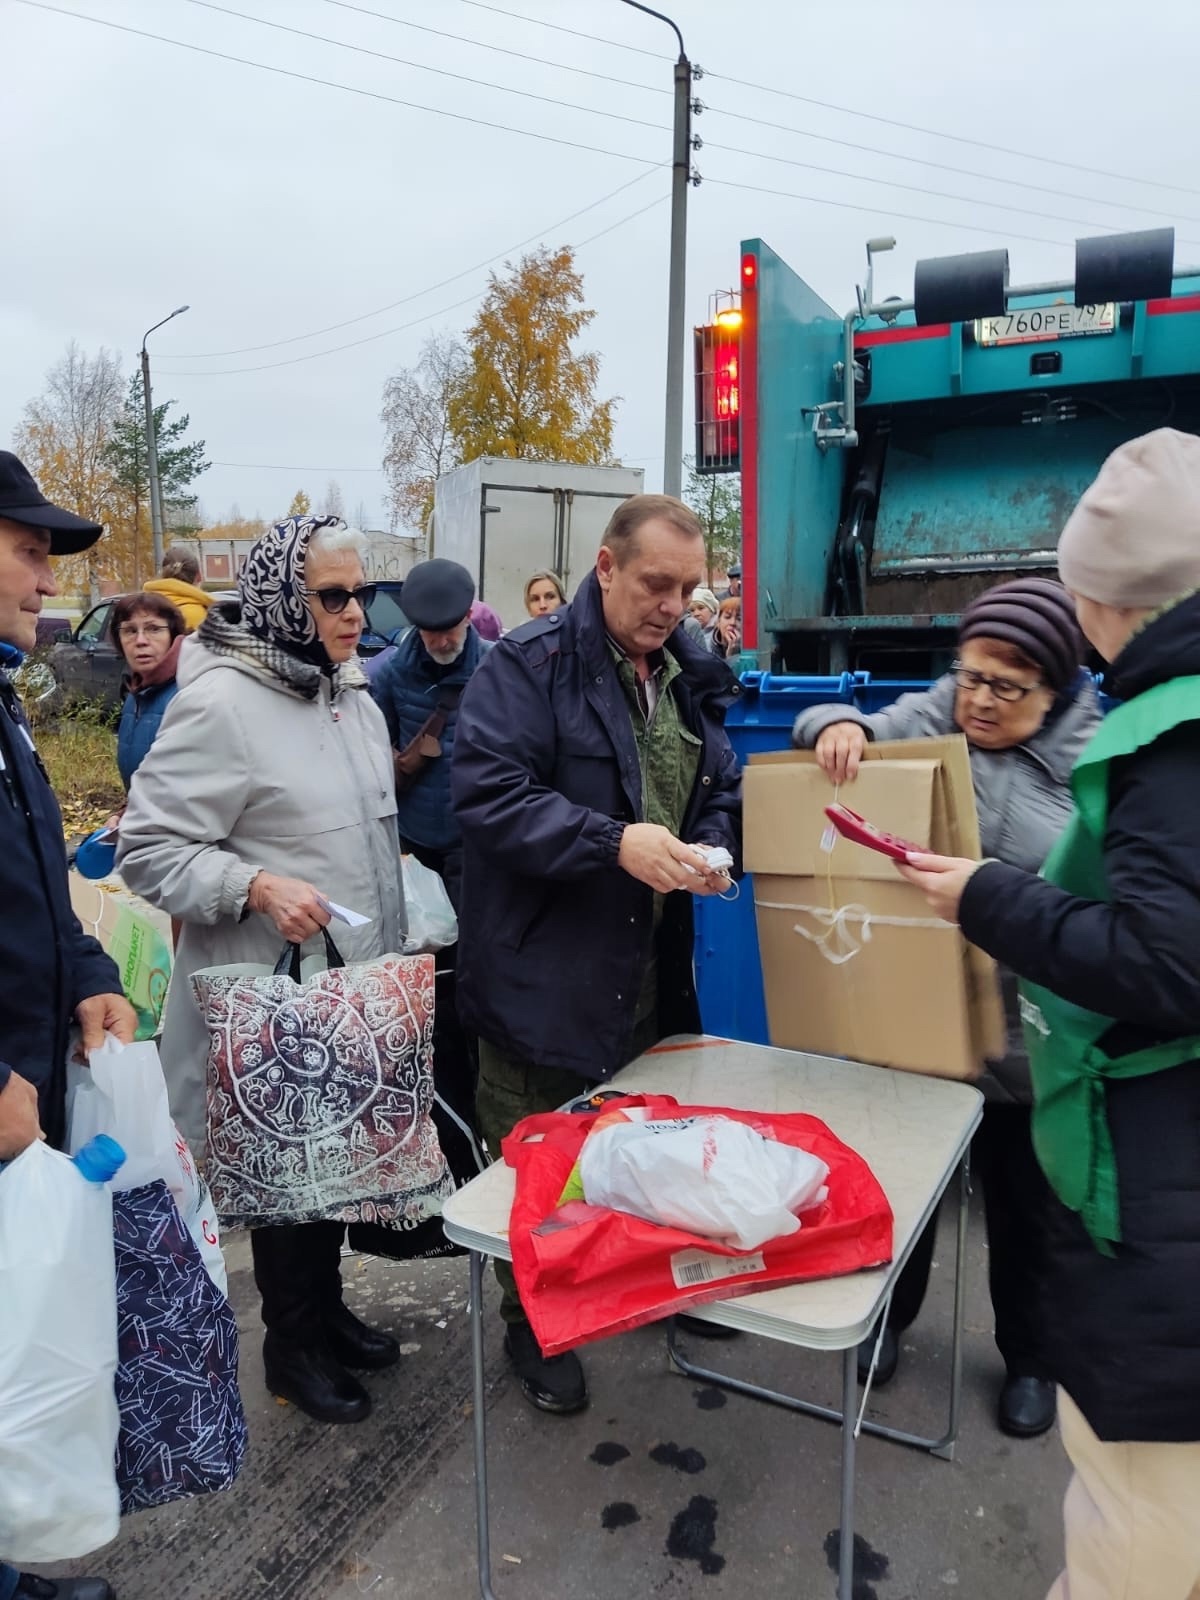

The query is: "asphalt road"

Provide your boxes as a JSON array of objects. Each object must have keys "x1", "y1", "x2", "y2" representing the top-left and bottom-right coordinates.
[{"x1": 44, "y1": 1196, "x2": 1069, "y2": 1600}]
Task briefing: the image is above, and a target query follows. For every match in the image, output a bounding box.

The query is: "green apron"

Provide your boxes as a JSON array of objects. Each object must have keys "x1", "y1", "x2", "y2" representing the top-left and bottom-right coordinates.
[{"x1": 1020, "y1": 675, "x2": 1200, "y2": 1252}]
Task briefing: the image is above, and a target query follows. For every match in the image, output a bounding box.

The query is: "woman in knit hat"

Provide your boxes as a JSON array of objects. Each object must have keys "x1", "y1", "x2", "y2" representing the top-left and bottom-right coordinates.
[
  {"x1": 793, "y1": 574, "x2": 1102, "y2": 1437},
  {"x1": 900, "y1": 428, "x2": 1200, "y2": 1600}
]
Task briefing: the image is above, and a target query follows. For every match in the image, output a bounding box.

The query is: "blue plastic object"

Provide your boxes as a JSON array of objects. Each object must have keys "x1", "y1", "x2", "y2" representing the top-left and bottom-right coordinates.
[
  {"x1": 852, "y1": 678, "x2": 932, "y2": 715},
  {"x1": 694, "y1": 671, "x2": 860, "y2": 1045},
  {"x1": 74, "y1": 828, "x2": 118, "y2": 880},
  {"x1": 72, "y1": 1133, "x2": 126, "y2": 1185},
  {"x1": 694, "y1": 671, "x2": 932, "y2": 1047}
]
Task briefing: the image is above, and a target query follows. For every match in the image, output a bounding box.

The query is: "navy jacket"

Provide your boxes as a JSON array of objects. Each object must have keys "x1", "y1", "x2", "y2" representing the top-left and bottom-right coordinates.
[
  {"x1": 0, "y1": 659, "x2": 121, "y2": 1147},
  {"x1": 959, "y1": 592, "x2": 1200, "y2": 1442},
  {"x1": 370, "y1": 625, "x2": 489, "y2": 851},
  {"x1": 117, "y1": 677, "x2": 180, "y2": 789},
  {"x1": 450, "y1": 571, "x2": 742, "y2": 1081}
]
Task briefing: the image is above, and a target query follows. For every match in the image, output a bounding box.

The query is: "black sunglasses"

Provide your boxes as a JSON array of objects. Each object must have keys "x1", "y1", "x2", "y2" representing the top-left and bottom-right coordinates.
[{"x1": 309, "y1": 583, "x2": 377, "y2": 615}]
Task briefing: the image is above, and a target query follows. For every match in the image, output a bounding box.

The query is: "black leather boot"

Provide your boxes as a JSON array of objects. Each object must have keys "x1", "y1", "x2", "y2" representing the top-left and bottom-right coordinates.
[
  {"x1": 263, "y1": 1332, "x2": 371, "y2": 1424},
  {"x1": 322, "y1": 1301, "x2": 401, "y2": 1371},
  {"x1": 998, "y1": 1375, "x2": 1056, "y2": 1438},
  {"x1": 503, "y1": 1321, "x2": 588, "y2": 1414},
  {"x1": 13, "y1": 1577, "x2": 115, "y2": 1600}
]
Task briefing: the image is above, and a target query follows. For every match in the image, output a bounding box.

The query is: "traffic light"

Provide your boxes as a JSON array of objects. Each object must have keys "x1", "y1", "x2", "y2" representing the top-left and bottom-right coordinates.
[{"x1": 694, "y1": 309, "x2": 742, "y2": 474}]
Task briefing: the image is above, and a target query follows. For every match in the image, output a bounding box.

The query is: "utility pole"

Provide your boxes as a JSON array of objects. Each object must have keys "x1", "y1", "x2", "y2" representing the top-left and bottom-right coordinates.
[
  {"x1": 140, "y1": 304, "x2": 189, "y2": 573},
  {"x1": 620, "y1": 1, "x2": 698, "y2": 500}
]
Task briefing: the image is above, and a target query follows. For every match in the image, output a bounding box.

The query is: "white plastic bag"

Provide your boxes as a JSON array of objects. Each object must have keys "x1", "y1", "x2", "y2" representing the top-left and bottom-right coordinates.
[
  {"x1": 0, "y1": 1142, "x2": 121, "y2": 1562},
  {"x1": 401, "y1": 855, "x2": 458, "y2": 953},
  {"x1": 579, "y1": 1115, "x2": 830, "y2": 1252},
  {"x1": 70, "y1": 1035, "x2": 226, "y2": 1295}
]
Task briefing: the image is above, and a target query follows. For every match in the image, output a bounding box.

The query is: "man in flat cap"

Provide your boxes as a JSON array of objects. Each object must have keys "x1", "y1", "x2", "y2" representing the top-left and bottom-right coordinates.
[
  {"x1": 370, "y1": 558, "x2": 490, "y2": 911},
  {"x1": 0, "y1": 451, "x2": 136, "y2": 1600}
]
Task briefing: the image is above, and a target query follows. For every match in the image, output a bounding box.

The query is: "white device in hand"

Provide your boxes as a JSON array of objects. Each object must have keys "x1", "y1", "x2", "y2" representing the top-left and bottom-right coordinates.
[{"x1": 686, "y1": 844, "x2": 734, "y2": 875}]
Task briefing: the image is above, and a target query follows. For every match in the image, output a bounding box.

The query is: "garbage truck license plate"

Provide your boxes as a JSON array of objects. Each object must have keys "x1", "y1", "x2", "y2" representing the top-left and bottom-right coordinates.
[{"x1": 975, "y1": 303, "x2": 1116, "y2": 345}]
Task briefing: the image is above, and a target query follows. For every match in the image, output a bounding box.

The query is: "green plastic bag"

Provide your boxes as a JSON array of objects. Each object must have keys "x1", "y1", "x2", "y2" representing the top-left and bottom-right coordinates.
[{"x1": 106, "y1": 903, "x2": 172, "y2": 1041}]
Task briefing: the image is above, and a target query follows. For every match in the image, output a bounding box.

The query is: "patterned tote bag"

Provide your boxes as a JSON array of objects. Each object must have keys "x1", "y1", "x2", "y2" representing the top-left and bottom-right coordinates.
[{"x1": 191, "y1": 931, "x2": 452, "y2": 1229}]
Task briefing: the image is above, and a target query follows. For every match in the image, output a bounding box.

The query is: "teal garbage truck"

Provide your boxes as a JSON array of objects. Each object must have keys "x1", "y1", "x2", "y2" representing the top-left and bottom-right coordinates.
[{"x1": 691, "y1": 225, "x2": 1200, "y2": 1039}]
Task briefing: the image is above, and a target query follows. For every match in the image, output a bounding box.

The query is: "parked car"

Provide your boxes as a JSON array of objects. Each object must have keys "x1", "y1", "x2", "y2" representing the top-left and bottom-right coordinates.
[
  {"x1": 43, "y1": 595, "x2": 127, "y2": 713},
  {"x1": 37, "y1": 583, "x2": 408, "y2": 714},
  {"x1": 360, "y1": 581, "x2": 409, "y2": 657}
]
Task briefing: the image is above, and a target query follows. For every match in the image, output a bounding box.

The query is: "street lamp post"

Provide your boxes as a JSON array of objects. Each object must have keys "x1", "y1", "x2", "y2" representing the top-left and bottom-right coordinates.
[
  {"x1": 620, "y1": 1, "x2": 696, "y2": 500},
  {"x1": 141, "y1": 304, "x2": 189, "y2": 573}
]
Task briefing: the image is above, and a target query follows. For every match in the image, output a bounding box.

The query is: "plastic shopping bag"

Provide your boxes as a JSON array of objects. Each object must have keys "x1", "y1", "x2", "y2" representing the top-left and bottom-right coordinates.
[
  {"x1": 70, "y1": 1035, "x2": 226, "y2": 1293},
  {"x1": 401, "y1": 855, "x2": 458, "y2": 954},
  {"x1": 0, "y1": 1142, "x2": 121, "y2": 1562},
  {"x1": 506, "y1": 1095, "x2": 893, "y2": 1357},
  {"x1": 112, "y1": 1182, "x2": 247, "y2": 1513},
  {"x1": 578, "y1": 1113, "x2": 830, "y2": 1251},
  {"x1": 191, "y1": 934, "x2": 451, "y2": 1228}
]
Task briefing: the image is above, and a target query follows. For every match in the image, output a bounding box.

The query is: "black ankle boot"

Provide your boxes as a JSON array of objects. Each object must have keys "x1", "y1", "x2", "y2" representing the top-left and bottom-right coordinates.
[
  {"x1": 322, "y1": 1301, "x2": 401, "y2": 1371},
  {"x1": 503, "y1": 1321, "x2": 588, "y2": 1415},
  {"x1": 263, "y1": 1332, "x2": 371, "y2": 1424}
]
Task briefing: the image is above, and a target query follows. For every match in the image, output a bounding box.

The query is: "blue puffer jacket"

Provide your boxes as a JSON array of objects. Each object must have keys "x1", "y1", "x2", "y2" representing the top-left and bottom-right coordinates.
[
  {"x1": 117, "y1": 677, "x2": 180, "y2": 789},
  {"x1": 370, "y1": 625, "x2": 490, "y2": 850}
]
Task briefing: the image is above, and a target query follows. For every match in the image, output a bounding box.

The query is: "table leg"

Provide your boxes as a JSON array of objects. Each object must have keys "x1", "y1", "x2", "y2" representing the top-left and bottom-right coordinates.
[
  {"x1": 838, "y1": 1344, "x2": 857, "y2": 1600},
  {"x1": 663, "y1": 1151, "x2": 973, "y2": 1460},
  {"x1": 469, "y1": 1250, "x2": 499, "y2": 1600},
  {"x1": 928, "y1": 1149, "x2": 970, "y2": 1461}
]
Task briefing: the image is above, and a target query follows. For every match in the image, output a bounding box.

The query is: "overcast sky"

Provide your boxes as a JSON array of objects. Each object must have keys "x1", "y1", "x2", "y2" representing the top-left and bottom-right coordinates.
[{"x1": 5, "y1": 0, "x2": 1198, "y2": 531}]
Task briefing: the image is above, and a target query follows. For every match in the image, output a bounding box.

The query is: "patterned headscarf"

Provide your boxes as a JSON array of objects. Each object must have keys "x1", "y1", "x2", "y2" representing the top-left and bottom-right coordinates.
[{"x1": 238, "y1": 514, "x2": 345, "y2": 661}]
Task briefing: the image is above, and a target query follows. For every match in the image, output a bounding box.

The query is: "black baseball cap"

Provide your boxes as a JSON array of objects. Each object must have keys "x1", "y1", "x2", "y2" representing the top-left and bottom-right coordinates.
[
  {"x1": 401, "y1": 558, "x2": 476, "y2": 631},
  {"x1": 0, "y1": 451, "x2": 104, "y2": 555}
]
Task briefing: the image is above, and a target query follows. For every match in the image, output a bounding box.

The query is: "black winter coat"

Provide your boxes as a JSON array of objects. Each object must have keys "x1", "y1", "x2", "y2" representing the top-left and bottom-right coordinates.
[
  {"x1": 450, "y1": 572, "x2": 742, "y2": 1082},
  {"x1": 959, "y1": 591, "x2": 1200, "y2": 1442},
  {"x1": 0, "y1": 665, "x2": 121, "y2": 1148}
]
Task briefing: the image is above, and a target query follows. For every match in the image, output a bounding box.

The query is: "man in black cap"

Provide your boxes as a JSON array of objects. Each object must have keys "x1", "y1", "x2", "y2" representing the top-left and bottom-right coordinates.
[
  {"x1": 0, "y1": 452, "x2": 136, "y2": 1600},
  {"x1": 716, "y1": 561, "x2": 741, "y2": 601},
  {"x1": 370, "y1": 557, "x2": 489, "y2": 909}
]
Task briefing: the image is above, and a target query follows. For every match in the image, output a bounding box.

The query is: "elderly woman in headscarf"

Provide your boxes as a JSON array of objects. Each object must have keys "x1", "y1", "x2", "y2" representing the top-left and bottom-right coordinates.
[
  {"x1": 793, "y1": 577, "x2": 1102, "y2": 1439},
  {"x1": 117, "y1": 515, "x2": 407, "y2": 1428}
]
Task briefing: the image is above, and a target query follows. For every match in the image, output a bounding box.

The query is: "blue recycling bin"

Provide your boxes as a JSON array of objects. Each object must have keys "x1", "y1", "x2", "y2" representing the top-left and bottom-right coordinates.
[
  {"x1": 694, "y1": 671, "x2": 938, "y2": 1045},
  {"x1": 694, "y1": 673, "x2": 855, "y2": 1046}
]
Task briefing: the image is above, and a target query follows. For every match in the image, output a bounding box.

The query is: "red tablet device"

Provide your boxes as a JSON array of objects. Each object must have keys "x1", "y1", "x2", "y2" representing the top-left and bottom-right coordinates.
[{"x1": 823, "y1": 803, "x2": 925, "y2": 862}]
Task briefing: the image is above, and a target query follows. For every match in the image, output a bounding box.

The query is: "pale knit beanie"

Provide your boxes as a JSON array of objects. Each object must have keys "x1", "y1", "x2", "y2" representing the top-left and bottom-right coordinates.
[{"x1": 1057, "y1": 428, "x2": 1200, "y2": 607}]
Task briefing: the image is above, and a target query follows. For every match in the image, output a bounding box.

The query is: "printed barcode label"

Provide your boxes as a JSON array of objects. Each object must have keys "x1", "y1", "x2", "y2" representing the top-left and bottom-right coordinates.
[
  {"x1": 670, "y1": 1249, "x2": 767, "y2": 1290},
  {"x1": 819, "y1": 824, "x2": 837, "y2": 854}
]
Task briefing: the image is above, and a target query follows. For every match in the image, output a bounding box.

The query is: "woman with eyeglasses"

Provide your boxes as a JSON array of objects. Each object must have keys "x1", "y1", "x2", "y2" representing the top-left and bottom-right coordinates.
[
  {"x1": 109, "y1": 590, "x2": 187, "y2": 792},
  {"x1": 117, "y1": 515, "x2": 407, "y2": 1427},
  {"x1": 792, "y1": 577, "x2": 1102, "y2": 1439}
]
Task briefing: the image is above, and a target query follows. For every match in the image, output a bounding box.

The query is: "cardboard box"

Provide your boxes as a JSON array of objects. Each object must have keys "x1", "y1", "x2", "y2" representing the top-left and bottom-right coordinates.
[{"x1": 745, "y1": 737, "x2": 1004, "y2": 1081}]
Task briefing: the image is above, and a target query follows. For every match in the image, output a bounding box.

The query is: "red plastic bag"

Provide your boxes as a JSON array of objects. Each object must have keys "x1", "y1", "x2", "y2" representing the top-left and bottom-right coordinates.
[{"x1": 505, "y1": 1095, "x2": 893, "y2": 1355}]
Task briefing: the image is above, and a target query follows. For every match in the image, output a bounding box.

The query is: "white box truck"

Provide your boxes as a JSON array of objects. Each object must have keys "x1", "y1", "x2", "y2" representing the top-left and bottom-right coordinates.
[{"x1": 428, "y1": 458, "x2": 645, "y2": 628}]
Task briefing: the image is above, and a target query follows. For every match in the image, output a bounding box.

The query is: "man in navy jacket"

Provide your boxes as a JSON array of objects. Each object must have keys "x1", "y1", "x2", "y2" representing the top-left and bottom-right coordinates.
[
  {"x1": 0, "y1": 452, "x2": 136, "y2": 1600},
  {"x1": 451, "y1": 495, "x2": 742, "y2": 1415}
]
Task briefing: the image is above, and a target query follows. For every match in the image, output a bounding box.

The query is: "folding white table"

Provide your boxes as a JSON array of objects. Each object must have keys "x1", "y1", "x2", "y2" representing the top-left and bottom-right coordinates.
[{"x1": 442, "y1": 1036, "x2": 983, "y2": 1600}]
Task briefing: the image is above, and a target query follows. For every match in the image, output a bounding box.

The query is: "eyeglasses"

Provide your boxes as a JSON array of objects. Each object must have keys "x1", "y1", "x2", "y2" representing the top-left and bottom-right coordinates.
[
  {"x1": 951, "y1": 661, "x2": 1043, "y2": 703},
  {"x1": 118, "y1": 623, "x2": 171, "y2": 641},
  {"x1": 308, "y1": 584, "x2": 377, "y2": 615}
]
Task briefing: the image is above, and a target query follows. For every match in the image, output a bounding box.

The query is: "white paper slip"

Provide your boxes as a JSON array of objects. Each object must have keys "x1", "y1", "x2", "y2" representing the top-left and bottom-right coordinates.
[{"x1": 319, "y1": 898, "x2": 371, "y2": 928}]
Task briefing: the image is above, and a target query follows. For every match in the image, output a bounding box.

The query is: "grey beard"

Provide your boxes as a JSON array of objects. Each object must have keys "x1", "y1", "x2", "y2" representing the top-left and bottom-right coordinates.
[{"x1": 427, "y1": 643, "x2": 465, "y2": 666}]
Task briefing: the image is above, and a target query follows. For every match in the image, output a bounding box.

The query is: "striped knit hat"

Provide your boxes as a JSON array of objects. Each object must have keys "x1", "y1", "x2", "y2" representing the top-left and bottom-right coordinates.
[{"x1": 957, "y1": 577, "x2": 1085, "y2": 693}]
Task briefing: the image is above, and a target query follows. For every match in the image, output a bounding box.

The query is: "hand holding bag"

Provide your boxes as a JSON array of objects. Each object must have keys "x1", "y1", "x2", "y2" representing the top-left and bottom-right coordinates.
[{"x1": 191, "y1": 929, "x2": 452, "y2": 1229}]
